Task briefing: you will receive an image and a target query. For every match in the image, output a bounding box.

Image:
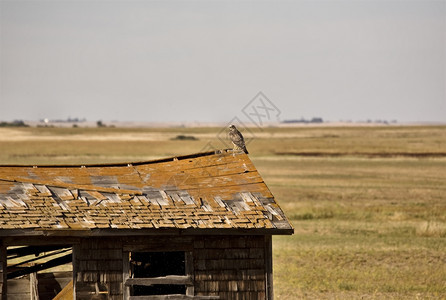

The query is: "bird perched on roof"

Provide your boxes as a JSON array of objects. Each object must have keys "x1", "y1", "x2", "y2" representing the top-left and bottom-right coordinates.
[{"x1": 228, "y1": 125, "x2": 249, "y2": 154}]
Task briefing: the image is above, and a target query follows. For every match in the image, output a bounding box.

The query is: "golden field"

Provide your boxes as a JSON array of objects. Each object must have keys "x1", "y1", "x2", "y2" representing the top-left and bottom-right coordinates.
[{"x1": 1, "y1": 125, "x2": 445, "y2": 299}]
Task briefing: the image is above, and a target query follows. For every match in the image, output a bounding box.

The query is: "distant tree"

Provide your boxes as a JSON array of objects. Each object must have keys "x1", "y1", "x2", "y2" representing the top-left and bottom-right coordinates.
[
  {"x1": 0, "y1": 120, "x2": 29, "y2": 127},
  {"x1": 96, "y1": 120, "x2": 106, "y2": 127},
  {"x1": 171, "y1": 135, "x2": 198, "y2": 141}
]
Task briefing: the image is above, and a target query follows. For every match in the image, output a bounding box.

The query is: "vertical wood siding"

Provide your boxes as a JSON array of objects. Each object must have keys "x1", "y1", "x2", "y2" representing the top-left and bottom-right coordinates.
[
  {"x1": 75, "y1": 238, "x2": 123, "y2": 300},
  {"x1": 194, "y1": 236, "x2": 268, "y2": 300},
  {"x1": 73, "y1": 235, "x2": 270, "y2": 300}
]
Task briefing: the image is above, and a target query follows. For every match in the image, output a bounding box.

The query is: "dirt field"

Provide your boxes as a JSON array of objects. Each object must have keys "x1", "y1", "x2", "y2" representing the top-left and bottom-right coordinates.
[{"x1": 1, "y1": 125, "x2": 445, "y2": 299}]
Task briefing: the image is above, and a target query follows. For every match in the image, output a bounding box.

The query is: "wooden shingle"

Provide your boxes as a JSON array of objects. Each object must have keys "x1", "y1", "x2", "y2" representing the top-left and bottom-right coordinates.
[{"x1": 0, "y1": 150, "x2": 293, "y2": 235}]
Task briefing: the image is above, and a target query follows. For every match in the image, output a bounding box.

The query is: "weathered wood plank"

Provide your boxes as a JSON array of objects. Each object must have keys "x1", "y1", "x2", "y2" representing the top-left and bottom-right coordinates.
[
  {"x1": 123, "y1": 251, "x2": 130, "y2": 300},
  {"x1": 0, "y1": 244, "x2": 6, "y2": 298},
  {"x1": 185, "y1": 251, "x2": 194, "y2": 296},
  {"x1": 125, "y1": 275, "x2": 192, "y2": 286},
  {"x1": 3, "y1": 227, "x2": 293, "y2": 238},
  {"x1": 0, "y1": 176, "x2": 143, "y2": 195},
  {"x1": 52, "y1": 279, "x2": 73, "y2": 300},
  {"x1": 7, "y1": 253, "x2": 72, "y2": 279},
  {"x1": 7, "y1": 294, "x2": 32, "y2": 300},
  {"x1": 2, "y1": 236, "x2": 81, "y2": 245},
  {"x1": 123, "y1": 237, "x2": 193, "y2": 252},
  {"x1": 7, "y1": 277, "x2": 30, "y2": 293},
  {"x1": 265, "y1": 235, "x2": 273, "y2": 300},
  {"x1": 146, "y1": 170, "x2": 263, "y2": 190},
  {"x1": 129, "y1": 295, "x2": 220, "y2": 300},
  {"x1": 30, "y1": 271, "x2": 38, "y2": 300}
]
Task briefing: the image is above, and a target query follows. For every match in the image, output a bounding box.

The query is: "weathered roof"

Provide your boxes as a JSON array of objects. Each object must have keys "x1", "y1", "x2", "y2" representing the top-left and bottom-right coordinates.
[{"x1": 0, "y1": 150, "x2": 293, "y2": 236}]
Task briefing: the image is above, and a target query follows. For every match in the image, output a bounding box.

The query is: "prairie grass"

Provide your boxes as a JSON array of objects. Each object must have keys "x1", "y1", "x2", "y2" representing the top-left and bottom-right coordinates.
[
  {"x1": 0, "y1": 125, "x2": 445, "y2": 298},
  {"x1": 1, "y1": 125, "x2": 446, "y2": 164},
  {"x1": 416, "y1": 221, "x2": 446, "y2": 238}
]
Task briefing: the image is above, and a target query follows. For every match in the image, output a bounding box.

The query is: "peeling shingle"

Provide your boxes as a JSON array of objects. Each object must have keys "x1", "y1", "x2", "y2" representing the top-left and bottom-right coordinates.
[{"x1": 0, "y1": 151, "x2": 293, "y2": 233}]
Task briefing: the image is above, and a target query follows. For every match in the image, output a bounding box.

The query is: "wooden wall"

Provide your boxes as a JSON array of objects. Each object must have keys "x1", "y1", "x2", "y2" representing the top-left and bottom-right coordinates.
[
  {"x1": 0, "y1": 259, "x2": 3, "y2": 300},
  {"x1": 0, "y1": 244, "x2": 5, "y2": 300},
  {"x1": 194, "y1": 236, "x2": 269, "y2": 299},
  {"x1": 73, "y1": 235, "x2": 272, "y2": 300},
  {"x1": 7, "y1": 274, "x2": 31, "y2": 300},
  {"x1": 74, "y1": 238, "x2": 123, "y2": 300}
]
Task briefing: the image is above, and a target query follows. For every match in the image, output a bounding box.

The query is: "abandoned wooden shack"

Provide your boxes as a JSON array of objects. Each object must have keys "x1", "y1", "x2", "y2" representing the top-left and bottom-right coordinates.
[{"x1": 0, "y1": 150, "x2": 293, "y2": 299}]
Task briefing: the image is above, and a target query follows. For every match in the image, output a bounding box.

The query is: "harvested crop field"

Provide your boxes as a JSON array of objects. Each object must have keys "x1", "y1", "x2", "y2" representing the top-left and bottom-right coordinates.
[{"x1": 1, "y1": 125, "x2": 445, "y2": 299}]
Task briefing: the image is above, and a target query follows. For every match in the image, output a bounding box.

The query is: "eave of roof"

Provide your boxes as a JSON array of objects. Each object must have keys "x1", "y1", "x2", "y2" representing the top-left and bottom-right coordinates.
[{"x1": 0, "y1": 227, "x2": 294, "y2": 237}]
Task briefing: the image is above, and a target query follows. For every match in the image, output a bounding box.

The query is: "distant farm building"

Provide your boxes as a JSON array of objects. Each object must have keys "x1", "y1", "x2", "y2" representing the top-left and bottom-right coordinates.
[
  {"x1": 282, "y1": 117, "x2": 323, "y2": 124},
  {"x1": 0, "y1": 150, "x2": 293, "y2": 299}
]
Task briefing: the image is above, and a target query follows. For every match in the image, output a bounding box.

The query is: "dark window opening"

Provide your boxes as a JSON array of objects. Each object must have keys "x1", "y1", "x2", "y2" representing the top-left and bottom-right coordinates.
[{"x1": 130, "y1": 251, "x2": 186, "y2": 296}]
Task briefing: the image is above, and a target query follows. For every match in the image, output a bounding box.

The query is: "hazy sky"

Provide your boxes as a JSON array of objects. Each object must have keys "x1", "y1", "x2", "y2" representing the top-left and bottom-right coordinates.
[{"x1": 1, "y1": 0, "x2": 445, "y2": 123}]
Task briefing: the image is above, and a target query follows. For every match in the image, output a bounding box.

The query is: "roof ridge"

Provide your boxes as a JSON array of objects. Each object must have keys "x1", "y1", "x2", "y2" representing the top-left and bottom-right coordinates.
[{"x1": 0, "y1": 149, "x2": 232, "y2": 168}]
